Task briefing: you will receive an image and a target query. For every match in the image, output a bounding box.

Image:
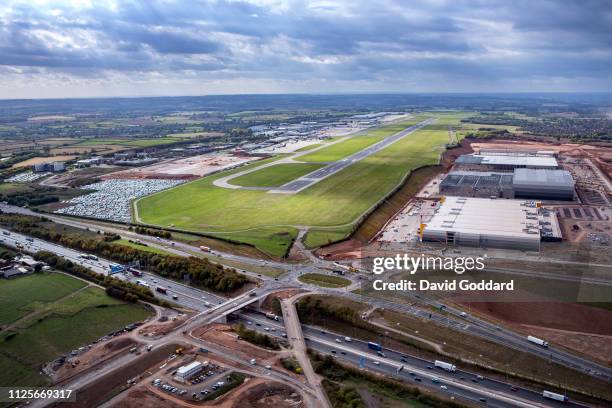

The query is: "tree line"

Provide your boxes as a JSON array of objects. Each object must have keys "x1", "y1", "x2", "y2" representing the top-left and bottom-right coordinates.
[
  {"x1": 233, "y1": 323, "x2": 280, "y2": 350},
  {"x1": 33, "y1": 250, "x2": 168, "y2": 306},
  {"x1": 0, "y1": 214, "x2": 250, "y2": 293}
]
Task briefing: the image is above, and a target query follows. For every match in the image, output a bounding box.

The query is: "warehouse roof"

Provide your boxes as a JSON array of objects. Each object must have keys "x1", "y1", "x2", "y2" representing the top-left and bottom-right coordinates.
[
  {"x1": 512, "y1": 168, "x2": 574, "y2": 188},
  {"x1": 177, "y1": 361, "x2": 202, "y2": 375},
  {"x1": 456, "y1": 154, "x2": 558, "y2": 168},
  {"x1": 424, "y1": 197, "x2": 540, "y2": 239},
  {"x1": 440, "y1": 171, "x2": 513, "y2": 188}
]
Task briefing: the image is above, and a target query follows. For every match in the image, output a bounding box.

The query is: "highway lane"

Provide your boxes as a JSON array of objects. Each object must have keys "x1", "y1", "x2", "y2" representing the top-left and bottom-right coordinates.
[
  {"x1": 235, "y1": 311, "x2": 586, "y2": 408},
  {"x1": 238, "y1": 311, "x2": 583, "y2": 407},
  {"x1": 0, "y1": 228, "x2": 225, "y2": 311},
  {"x1": 3, "y1": 222, "x2": 611, "y2": 384},
  {"x1": 341, "y1": 290, "x2": 612, "y2": 382}
]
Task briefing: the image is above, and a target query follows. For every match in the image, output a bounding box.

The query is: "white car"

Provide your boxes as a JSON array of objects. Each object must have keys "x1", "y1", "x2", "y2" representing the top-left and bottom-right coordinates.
[
  {"x1": 373, "y1": 361, "x2": 380, "y2": 365},
  {"x1": 440, "y1": 385, "x2": 448, "y2": 390},
  {"x1": 335, "y1": 338, "x2": 342, "y2": 343},
  {"x1": 344, "y1": 337, "x2": 352, "y2": 342},
  {"x1": 264, "y1": 327, "x2": 270, "y2": 331}
]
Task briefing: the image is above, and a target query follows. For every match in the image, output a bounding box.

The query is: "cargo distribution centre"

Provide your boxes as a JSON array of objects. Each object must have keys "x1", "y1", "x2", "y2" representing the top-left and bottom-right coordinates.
[
  {"x1": 377, "y1": 150, "x2": 572, "y2": 251},
  {"x1": 419, "y1": 196, "x2": 562, "y2": 251}
]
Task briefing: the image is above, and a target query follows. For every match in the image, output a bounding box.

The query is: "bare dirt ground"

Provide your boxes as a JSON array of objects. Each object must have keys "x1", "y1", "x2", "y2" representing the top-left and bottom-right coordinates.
[
  {"x1": 260, "y1": 289, "x2": 305, "y2": 311},
  {"x1": 470, "y1": 140, "x2": 612, "y2": 179},
  {"x1": 440, "y1": 138, "x2": 474, "y2": 168},
  {"x1": 59, "y1": 343, "x2": 182, "y2": 408},
  {"x1": 112, "y1": 386, "x2": 183, "y2": 408},
  {"x1": 52, "y1": 337, "x2": 137, "y2": 382},
  {"x1": 192, "y1": 324, "x2": 303, "y2": 382},
  {"x1": 464, "y1": 301, "x2": 612, "y2": 335},
  {"x1": 231, "y1": 381, "x2": 303, "y2": 408},
  {"x1": 286, "y1": 243, "x2": 309, "y2": 261},
  {"x1": 192, "y1": 324, "x2": 278, "y2": 362},
  {"x1": 12, "y1": 155, "x2": 77, "y2": 167},
  {"x1": 104, "y1": 154, "x2": 260, "y2": 180},
  {"x1": 113, "y1": 378, "x2": 303, "y2": 408},
  {"x1": 522, "y1": 325, "x2": 612, "y2": 365},
  {"x1": 139, "y1": 315, "x2": 189, "y2": 338},
  {"x1": 315, "y1": 239, "x2": 363, "y2": 260}
]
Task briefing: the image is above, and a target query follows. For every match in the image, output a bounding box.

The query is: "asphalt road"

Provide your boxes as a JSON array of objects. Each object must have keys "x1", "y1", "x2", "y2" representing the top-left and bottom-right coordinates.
[
  {"x1": 3, "y1": 221, "x2": 612, "y2": 384},
  {"x1": 235, "y1": 311, "x2": 586, "y2": 408},
  {"x1": 341, "y1": 290, "x2": 612, "y2": 382},
  {"x1": 1, "y1": 229, "x2": 605, "y2": 406},
  {"x1": 0, "y1": 228, "x2": 226, "y2": 311},
  {"x1": 3, "y1": 209, "x2": 612, "y2": 387}
]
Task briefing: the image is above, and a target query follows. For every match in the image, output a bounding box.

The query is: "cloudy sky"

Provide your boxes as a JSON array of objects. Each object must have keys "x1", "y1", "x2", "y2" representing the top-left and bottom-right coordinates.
[{"x1": 0, "y1": 0, "x2": 610, "y2": 98}]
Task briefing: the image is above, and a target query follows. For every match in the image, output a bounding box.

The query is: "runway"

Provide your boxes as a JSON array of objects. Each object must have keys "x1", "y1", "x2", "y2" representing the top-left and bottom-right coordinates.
[{"x1": 268, "y1": 117, "x2": 435, "y2": 194}]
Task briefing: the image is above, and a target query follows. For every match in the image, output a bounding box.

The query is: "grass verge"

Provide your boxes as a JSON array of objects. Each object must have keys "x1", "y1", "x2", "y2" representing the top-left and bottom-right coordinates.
[{"x1": 298, "y1": 273, "x2": 351, "y2": 288}]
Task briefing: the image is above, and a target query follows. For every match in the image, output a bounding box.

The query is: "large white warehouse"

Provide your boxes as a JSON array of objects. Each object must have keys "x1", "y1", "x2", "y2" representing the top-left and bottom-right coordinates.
[{"x1": 420, "y1": 197, "x2": 541, "y2": 251}]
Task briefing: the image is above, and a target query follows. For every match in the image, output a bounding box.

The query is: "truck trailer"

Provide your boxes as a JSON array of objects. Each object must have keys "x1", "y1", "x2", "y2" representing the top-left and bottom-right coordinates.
[
  {"x1": 367, "y1": 342, "x2": 382, "y2": 352},
  {"x1": 542, "y1": 390, "x2": 568, "y2": 402},
  {"x1": 527, "y1": 335, "x2": 549, "y2": 347},
  {"x1": 265, "y1": 312, "x2": 279, "y2": 321},
  {"x1": 434, "y1": 360, "x2": 456, "y2": 372}
]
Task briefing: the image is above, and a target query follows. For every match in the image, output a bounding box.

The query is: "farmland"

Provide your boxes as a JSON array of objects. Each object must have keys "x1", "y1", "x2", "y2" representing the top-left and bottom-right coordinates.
[
  {"x1": 0, "y1": 273, "x2": 86, "y2": 326},
  {"x1": 137, "y1": 114, "x2": 463, "y2": 256},
  {"x1": 0, "y1": 273, "x2": 151, "y2": 387}
]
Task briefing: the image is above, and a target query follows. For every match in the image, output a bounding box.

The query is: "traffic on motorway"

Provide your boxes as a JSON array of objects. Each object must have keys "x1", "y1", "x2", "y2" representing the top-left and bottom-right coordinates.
[
  {"x1": 234, "y1": 310, "x2": 584, "y2": 408},
  {"x1": 0, "y1": 226, "x2": 603, "y2": 407}
]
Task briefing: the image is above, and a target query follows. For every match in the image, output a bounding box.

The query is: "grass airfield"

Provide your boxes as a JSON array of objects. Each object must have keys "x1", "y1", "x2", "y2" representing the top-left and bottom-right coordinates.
[{"x1": 136, "y1": 113, "x2": 468, "y2": 256}]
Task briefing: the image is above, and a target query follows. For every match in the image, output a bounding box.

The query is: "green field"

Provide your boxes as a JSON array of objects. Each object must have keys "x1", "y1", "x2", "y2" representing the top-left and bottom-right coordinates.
[
  {"x1": 137, "y1": 114, "x2": 466, "y2": 256},
  {"x1": 298, "y1": 273, "x2": 351, "y2": 288},
  {"x1": 295, "y1": 143, "x2": 322, "y2": 152},
  {"x1": 0, "y1": 274, "x2": 151, "y2": 387},
  {"x1": 112, "y1": 238, "x2": 174, "y2": 255},
  {"x1": 0, "y1": 273, "x2": 86, "y2": 326},
  {"x1": 231, "y1": 163, "x2": 324, "y2": 188}
]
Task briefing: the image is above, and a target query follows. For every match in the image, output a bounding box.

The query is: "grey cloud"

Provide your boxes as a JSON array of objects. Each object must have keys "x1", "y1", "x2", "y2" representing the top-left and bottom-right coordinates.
[{"x1": 0, "y1": 0, "x2": 609, "y2": 93}]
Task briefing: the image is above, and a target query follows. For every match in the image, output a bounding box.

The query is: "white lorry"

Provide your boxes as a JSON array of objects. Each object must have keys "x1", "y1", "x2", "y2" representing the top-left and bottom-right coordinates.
[
  {"x1": 434, "y1": 360, "x2": 456, "y2": 372},
  {"x1": 542, "y1": 390, "x2": 568, "y2": 402},
  {"x1": 527, "y1": 335, "x2": 549, "y2": 348}
]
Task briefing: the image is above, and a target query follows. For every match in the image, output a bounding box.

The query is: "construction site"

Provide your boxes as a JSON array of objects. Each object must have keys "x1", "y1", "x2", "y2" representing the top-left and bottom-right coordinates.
[{"x1": 377, "y1": 141, "x2": 612, "y2": 253}]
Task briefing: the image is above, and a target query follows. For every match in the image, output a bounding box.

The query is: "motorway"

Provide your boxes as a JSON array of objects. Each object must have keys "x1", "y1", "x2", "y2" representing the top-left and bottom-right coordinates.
[
  {"x1": 234, "y1": 310, "x2": 584, "y2": 408},
  {"x1": 3, "y1": 210, "x2": 612, "y2": 383},
  {"x1": 270, "y1": 117, "x2": 436, "y2": 194},
  {"x1": 3, "y1": 209, "x2": 612, "y2": 382},
  {"x1": 1, "y1": 228, "x2": 607, "y2": 407},
  {"x1": 340, "y1": 290, "x2": 612, "y2": 383}
]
